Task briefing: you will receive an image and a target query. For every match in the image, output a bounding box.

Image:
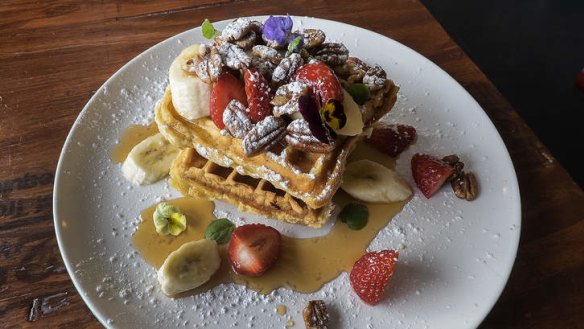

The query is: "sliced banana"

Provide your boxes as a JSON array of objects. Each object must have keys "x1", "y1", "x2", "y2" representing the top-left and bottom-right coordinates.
[
  {"x1": 335, "y1": 89, "x2": 365, "y2": 136},
  {"x1": 169, "y1": 44, "x2": 212, "y2": 121},
  {"x1": 341, "y1": 159, "x2": 412, "y2": 203},
  {"x1": 121, "y1": 133, "x2": 179, "y2": 185},
  {"x1": 157, "y1": 239, "x2": 220, "y2": 296}
]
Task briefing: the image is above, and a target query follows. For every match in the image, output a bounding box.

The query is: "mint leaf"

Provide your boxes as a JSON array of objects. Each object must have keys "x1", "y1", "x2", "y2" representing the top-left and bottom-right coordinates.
[
  {"x1": 286, "y1": 35, "x2": 302, "y2": 56},
  {"x1": 339, "y1": 203, "x2": 369, "y2": 230},
  {"x1": 205, "y1": 218, "x2": 235, "y2": 244},
  {"x1": 202, "y1": 19, "x2": 220, "y2": 39},
  {"x1": 345, "y1": 83, "x2": 371, "y2": 105}
]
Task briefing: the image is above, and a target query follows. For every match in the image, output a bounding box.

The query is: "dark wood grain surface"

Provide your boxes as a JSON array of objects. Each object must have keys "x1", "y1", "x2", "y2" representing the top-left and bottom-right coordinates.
[{"x1": 1, "y1": 1, "x2": 583, "y2": 328}]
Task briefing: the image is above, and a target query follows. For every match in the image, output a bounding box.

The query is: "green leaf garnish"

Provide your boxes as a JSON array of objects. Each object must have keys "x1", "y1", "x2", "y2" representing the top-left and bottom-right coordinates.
[
  {"x1": 339, "y1": 203, "x2": 369, "y2": 230},
  {"x1": 202, "y1": 18, "x2": 221, "y2": 39},
  {"x1": 286, "y1": 35, "x2": 302, "y2": 56},
  {"x1": 345, "y1": 83, "x2": 371, "y2": 106},
  {"x1": 205, "y1": 218, "x2": 235, "y2": 244},
  {"x1": 153, "y1": 202, "x2": 187, "y2": 236}
]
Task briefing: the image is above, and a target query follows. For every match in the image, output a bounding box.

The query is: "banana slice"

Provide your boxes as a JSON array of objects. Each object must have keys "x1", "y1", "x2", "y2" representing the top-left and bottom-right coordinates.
[
  {"x1": 341, "y1": 159, "x2": 412, "y2": 203},
  {"x1": 335, "y1": 89, "x2": 365, "y2": 136},
  {"x1": 169, "y1": 44, "x2": 212, "y2": 121},
  {"x1": 157, "y1": 239, "x2": 220, "y2": 296},
  {"x1": 121, "y1": 133, "x2": 179, "y2": 185}
]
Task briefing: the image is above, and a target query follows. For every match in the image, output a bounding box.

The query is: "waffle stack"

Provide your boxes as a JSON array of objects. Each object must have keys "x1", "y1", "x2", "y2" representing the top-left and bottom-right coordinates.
[{"x1": 156, "y1": 79, "x2": 398, "y2": 227}]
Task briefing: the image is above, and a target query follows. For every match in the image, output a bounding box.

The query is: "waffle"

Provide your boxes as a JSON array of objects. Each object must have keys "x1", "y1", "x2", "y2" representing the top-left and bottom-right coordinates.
[
  {"x1": 170, "y1": 148, "x2": 333, "y2": 227},
  {"x1": 156, "y1": 80, "x2": 399, "y2": 211}
]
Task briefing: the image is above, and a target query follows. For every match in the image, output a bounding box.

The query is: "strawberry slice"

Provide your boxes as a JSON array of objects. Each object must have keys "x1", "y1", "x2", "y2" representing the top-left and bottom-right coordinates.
[
  {"x1": 411, "y1": 153, "x2": 455, "y2": 198},
  {"x1": 210, "y1": 72, "x2": 247, "y2": 129},
  {"x1": 349, "y1": 250, "x2": 398, "y2": 305},
  {"x1": 228, "y1": 224, "x2": 281, "y2": 277},
  {"x1": 244, "y1": 69, "x2": 272, "y2": 123},
  {"x1": 366, "y1": 124, "x2": 417, "y2": 157},
  {"x1": 294, "y1": 62, "x2": 344, "y2": 103}
]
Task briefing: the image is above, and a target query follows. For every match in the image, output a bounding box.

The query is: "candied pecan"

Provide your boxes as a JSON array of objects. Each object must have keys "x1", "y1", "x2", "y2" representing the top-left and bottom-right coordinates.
[
  {"x1": 442, "y1": 154, "x2": 465, "y2": 175},
  {"x1": 303, "y1": 300, "x2": 329, "y2": 329},
  {"x1": 271, "y1": 82, "x2": 308, "y2": 116},
  {"x1": 335, "y1": 56, "x2": 369, "y2": 83},
  {"x1": 312, "y1": 42, "x2": 349, "y2": 66},
  {"x1": 250, "y1": 56, "x2": 276, "y2": 80},
  {"x1": 223, "y1": 100, "x2": 253, "y2": 139},
  {"x1": 242, "y1": 116, "x2": 286, "y2": 156},
  {"x1": 234, "y1": 30, "x2": 259, "y2": 50},
  {"x1": 286, "y1": 119, "x2": 335, "y2": 153},
  {"x1": 183, "y1": 44, "x2": 222, "y2": 83},
  {"x1": 272, "y1": 53, "x2": 304, "y2": 85},
  {"x1": 218, "y1": 42, "x2": 251, "y2": 70},
  {"x1": 363, "y1": 64, "x2": 387, "y2": 91},
  {"x1": 302, "y1": 29, "x2": 326, "y2": 50},
  {"x1": 251, "y1": 45, "x2": 283, "y2": 65},
  {"x1": 451, "y1": 171, "x2": 478, "y2": 201},
  {"x1": 221, "y1": 18, "x2": 262, "y2": 47}
]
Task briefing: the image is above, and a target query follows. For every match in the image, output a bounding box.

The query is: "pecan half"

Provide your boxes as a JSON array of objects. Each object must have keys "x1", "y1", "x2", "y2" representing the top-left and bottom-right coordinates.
[
  {"x1": 286, "y1": 119, "x2": 335, "y2": 153},
  {"x1": 335, "y1": 56, "x2": 369, "y2": 83},
  {"x1": 303, "y1": 300, "x2": 329, "y2": 329},
  {"x1": 221, "y1": 18, "x2": 262, "y2": 46},
  {"x1": 363, "y1": 64, "x2": 387, "y2": 91},
  {"x1": 272, "y1": 53, "x2": 304, "y2": 85},
  {"x1": 183, "y1": 44, "x2": 222, "y2": 83},
  {"x1": 223, "y1": 100, "x2": 253, "y2": 139},
  {"x1": 451, "y1": 171, "x2": 478, "y2": 201},
  {"x1": 312, "y1": 42, "x2": 349, "y2": 67},
  {"x1": 271, "y1": 82, "x2": 308, "y2": 116},
  {"x1": 242, "y1": 116, "x2": 286, "y2": 156},
  {"x1": 252, "y1": 45, "x2": 283, "y2": 65},
  {"x1": 218, "y1": 42, "x2": 251, "y2": 70},
  {"x1": 302, "y1": 29, "x2": 326, "y2": 49}
]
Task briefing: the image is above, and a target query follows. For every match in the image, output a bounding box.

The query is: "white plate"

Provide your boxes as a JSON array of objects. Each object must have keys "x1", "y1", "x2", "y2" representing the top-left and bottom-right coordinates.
[{"x1": 54, "y1": 16, "x2": 521, "y2": 329}]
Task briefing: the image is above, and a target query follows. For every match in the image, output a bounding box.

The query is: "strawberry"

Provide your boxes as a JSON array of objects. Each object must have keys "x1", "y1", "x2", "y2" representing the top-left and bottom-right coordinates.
[
  {"x1": 294, "y1": 62, "x2": 344, "y2": 103},
  {"x1": 349, "y1": 250, "x2": 398, "y2": 305},
  {"x1": 411, "y1": 153, "x2": 455, "y2": 198},
  {"x1": 366, "y1": 124, "x2": 417, "y2": 157},
  {"x1": 228, "y1": 224, "x2": 281, "y2": 277},
  {"x1": 210, "y1": 72, "x2": 247, "y2": 129},
  {"x1": 244, "y1": 69, "x2": 272, "y2": 123},
  {"x1": 576, "y1": 69, "x2": 584, "y2": 93}
]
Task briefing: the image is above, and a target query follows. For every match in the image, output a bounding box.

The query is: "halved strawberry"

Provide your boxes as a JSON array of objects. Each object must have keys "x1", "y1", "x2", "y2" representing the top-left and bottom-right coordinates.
[
  {"x1": 366, "y1": 124, "x2": 417, "y2": 157},
  {"x1": 228, "y1": 224, "x2": 281, "y2": 277},
  {"x1": 411, "y1": 153, "x2": 455, "y2": 198},
  {"x1": 349, "y1": 250, "x2": 398, "y2": 305},
  {"x1": 210, "y1": 72, "x2": 247, "y2": 129},
  {"x1": 294, "y1": 62, "x2": 344, "y2": 103},
  {"x1": 244, "y1": 69, "x2": 272, "y2": 123}
]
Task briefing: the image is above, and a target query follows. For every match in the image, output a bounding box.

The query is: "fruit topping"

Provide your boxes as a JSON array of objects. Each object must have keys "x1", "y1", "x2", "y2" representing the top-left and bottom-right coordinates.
[
  {"x1": 349, "y1": 250, "x2": 398, "y2": 305},
  {"x1": 339, "y1": 203, "x2": 369, "y2": 230},
  {"x1": 121, "y1": 133, "x2": 180, "y2": 186},
  {"x1": 342, "y1": 159, "x2": 412, "y2": 203},
  {"x1": 298, "y1": 90, "x2": 334, "y2": 144},
  {"x1": 228, "y1": 224, "x2": 282, "y2": 277},
  {"x1": 294, "y1": 62, "x2": 344, "y2": 103},
  {"x1": 244, "y1": 68, "x2": 273, "y2": 123},
  {"x1": 153, "y1": 202, "x2": 187, "y2": 236},
  {"x1": 242, "y1": 116, "x2": 287, "y2": 156},
  {"x1": 157, "y1": 239, "x2": 220, "y2": 296},
  {"x1": 204, "y1": 218, "x2": 235, "y2": 244},
  {"x1": 411, "y1": 153, "x2": 456, "y2": 198},
  {"x1": 365, "y1": 124, "x2": 417, "y2": 157},
  {"x1": 210, "y1": 72, "x2": 247, "y2": 129},
  {"x1": 303, "y1": 300, "x2": 330, "y2": 329}
]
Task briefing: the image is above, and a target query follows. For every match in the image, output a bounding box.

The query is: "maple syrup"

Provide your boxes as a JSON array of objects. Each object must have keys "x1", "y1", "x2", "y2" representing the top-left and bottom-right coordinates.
[{"x1": 110, "y1": 122, "x2": 159, "y2": 164}]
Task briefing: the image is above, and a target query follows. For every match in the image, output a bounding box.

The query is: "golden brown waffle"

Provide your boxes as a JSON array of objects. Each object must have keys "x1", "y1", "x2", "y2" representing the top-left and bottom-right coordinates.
[
  {"x1": 156, "y1": 80, "x2": 398, "y2": 209},
  {"x1": 170, "y1": 148, "x2": 333, "y2": 227}
]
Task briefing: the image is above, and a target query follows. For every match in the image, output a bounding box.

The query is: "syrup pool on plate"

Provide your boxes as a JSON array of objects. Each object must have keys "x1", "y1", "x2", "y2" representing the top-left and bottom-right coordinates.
[
  {"x1": 110, "y1": 123, "x2": 159, "y2": 164},
  {"x1": 132, "y1": 142, "x2": 408, "y2": 295}
]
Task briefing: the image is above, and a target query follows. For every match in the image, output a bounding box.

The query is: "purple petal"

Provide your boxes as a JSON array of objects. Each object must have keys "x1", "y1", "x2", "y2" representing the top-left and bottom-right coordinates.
[{"x1": 263, "y1": 15, "x2": 294, "y2": 46}]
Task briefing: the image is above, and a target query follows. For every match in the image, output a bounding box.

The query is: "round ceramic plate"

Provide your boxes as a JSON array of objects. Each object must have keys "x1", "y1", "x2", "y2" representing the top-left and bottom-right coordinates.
[{"x1": 54, "y1": 16, "x2": 521, "y2": 329}]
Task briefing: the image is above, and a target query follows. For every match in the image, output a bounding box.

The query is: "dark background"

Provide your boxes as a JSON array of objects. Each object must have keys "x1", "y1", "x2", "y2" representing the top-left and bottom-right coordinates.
[{"x1": 421, "y1": 0, "x2": 584, "y2": 188}]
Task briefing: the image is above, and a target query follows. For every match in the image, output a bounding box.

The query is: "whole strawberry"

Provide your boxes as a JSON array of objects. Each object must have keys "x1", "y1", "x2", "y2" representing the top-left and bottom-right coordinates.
[
  {"x1": 244, "y1": 69, "x2": 273, "y2": 123},
  {"x1": 349, "y1": 250, "x2": 398, "y2": 305}
]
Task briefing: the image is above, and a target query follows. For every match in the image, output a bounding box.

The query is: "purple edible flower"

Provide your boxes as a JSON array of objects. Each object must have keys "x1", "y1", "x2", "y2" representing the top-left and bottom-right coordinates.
[{"x1": 263, "y1": 15, "x2": 294, "y2": 46}]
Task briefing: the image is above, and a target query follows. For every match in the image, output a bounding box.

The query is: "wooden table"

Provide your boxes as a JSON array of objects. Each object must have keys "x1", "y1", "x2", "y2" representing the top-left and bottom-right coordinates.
[{"x1": 1, "y1": 1, "x2": 583, "y2": 328}]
